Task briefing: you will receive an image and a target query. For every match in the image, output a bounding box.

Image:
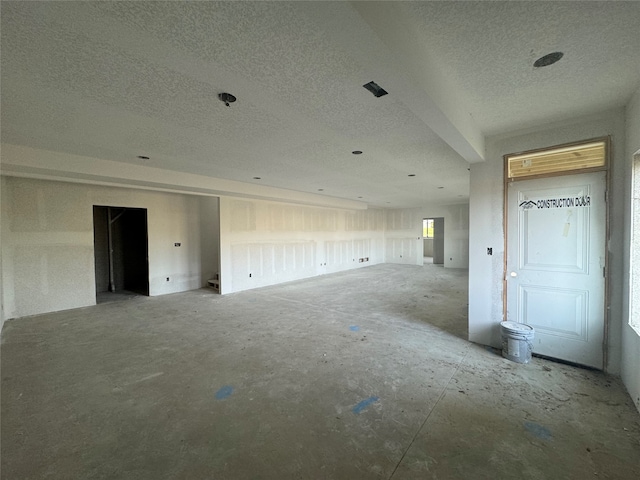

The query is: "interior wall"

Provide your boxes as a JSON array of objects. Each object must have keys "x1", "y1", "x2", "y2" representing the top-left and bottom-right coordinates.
[
  {"x1": 1, "y1": 176, "x2": 210, "y2": 320},
  {"x1": 468, "y1": 109, "x2": 626, "y2": 376},
  {"x1": 384, "y1": 209, "x2": 423, "y2": 266},
  {"x1": 218, "y1": 197, "x2": 389, "y2": 294},
  {"x1": 423, "y1": 239, "x2": 434, "y2": 257},
  {"x1": 623, "y1": 85, "x2": 640, "y2": 410},
  {"x1": 419, "y1": 204, "x2": 470, "y2": 269},
  {"x1": 199, "y1": 196, "x2": 220, "y2": 287},
  {"x1": 93, "y1": 207, "x2": 110, "y2": 293},
  {"x1": 433, "y1": 217, "x2": 445, "y2": 265}
]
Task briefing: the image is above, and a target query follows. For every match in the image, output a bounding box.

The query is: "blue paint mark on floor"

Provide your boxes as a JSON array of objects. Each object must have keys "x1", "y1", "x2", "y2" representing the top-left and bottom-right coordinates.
[
  {"x1": 524, "y1": 421, "x2": 552, "y2": 440},
  {"x1": 349, "y1": 325, "x2": 360, "y2": 332},
  {"x1": 215, "y1": 385, "x2": 234, "y2": 400},
  {"x1": 353, "y1": 396, "x2": 379, "y2": 414}
]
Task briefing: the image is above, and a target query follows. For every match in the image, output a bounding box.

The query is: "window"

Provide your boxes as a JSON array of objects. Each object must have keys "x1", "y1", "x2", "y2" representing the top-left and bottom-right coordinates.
[
  {"x1": 631, "y1": 152, "x2": 640, "y2": 334},
  {"x1": 423, "y1": 218, "x2": 434, "y2": 238},
  {"x1": 506, "y1": 138, "x2": 607, "y2": 180}
]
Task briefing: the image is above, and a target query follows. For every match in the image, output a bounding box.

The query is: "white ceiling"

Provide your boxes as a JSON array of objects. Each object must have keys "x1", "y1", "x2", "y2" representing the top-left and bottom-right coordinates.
[{"x1": 2, "y1": 1, "x2": 639, "y2": 208}]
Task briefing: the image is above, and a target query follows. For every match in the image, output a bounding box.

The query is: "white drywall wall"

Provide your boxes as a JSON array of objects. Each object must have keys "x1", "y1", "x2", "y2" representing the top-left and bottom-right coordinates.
[
  {"x1": 1, "y1": 176, "x2": 213, "y2": 320},
  {"x1": 419, "y1": 204, "x2": 470, "y2": 268},
  {"x1": 468, "y1": 109, "x2": 626, "y2": 375},
  {"x1": 218, "y1": 197, "x2": 389, "y2": 294},
  {"x1": 623, "y1": 86, "x2": 640, "y2": 410},
  {"x1": 423, "y1": 239, "x2": 434, "y2": 257},
  {"x1": 218, "y1": 200, "x2": 466, "y2": 297},
  {"x1": 384, "y1": 209, "x2": 423, "y2": 266},
  {"x1": 199, "y1": 196, "x2": 220, "y2": 286}
]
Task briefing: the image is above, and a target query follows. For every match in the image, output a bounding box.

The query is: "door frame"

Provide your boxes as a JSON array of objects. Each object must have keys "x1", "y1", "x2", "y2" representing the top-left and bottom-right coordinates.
[
  {"x1": 93, "y1": 205, "x2": 150, "y2": 297},
  {"x1": 502, "y1": 136, "x2": 611, "y2": 369}
]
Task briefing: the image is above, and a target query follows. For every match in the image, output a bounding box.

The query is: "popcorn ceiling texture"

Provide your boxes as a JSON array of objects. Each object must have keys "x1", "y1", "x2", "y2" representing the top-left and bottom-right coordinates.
[
  {"x1": 1, "y1": 1, "x2": 639, "y2": 207},
  {"x1": 1, "y1": 1, "x2": 467, "y2": 207}
]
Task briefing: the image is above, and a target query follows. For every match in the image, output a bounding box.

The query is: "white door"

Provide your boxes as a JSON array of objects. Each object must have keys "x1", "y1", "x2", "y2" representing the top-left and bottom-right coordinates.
[{"x1": 506, "y1": 171, "x2": 606, "y2": 368}]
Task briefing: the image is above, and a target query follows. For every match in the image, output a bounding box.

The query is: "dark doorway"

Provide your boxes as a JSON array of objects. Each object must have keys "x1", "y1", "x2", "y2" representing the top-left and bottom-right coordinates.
[{"x1": 93, "y1": 206, "x2": 149, "y2": 302}]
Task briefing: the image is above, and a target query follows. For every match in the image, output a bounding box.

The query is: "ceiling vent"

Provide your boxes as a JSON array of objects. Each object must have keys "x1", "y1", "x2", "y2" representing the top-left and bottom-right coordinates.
[{"x1": 363, "y1": 81, "x2": 388, "y2": 98}]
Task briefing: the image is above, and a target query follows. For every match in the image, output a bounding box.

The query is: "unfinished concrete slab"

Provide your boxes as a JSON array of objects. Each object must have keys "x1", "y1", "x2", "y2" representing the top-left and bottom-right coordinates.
[{"x1": 2, "y1": 264, "x2": 639, "y2": 479}]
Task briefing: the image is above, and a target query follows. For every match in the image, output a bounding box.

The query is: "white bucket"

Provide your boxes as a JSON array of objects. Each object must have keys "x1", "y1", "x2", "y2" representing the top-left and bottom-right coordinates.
[{"x1": 500, "y1": 321, "x2": 535, "y2": 364}]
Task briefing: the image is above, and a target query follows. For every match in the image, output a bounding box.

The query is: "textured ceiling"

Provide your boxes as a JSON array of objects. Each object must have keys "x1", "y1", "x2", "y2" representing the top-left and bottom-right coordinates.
[{"x1": 2, "y1": 1, "x2": 639, "y2": 208}]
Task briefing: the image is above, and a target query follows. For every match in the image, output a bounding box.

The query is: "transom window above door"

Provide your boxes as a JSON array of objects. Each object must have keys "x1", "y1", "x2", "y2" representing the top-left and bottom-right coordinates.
[{"x1": 506, "y1": 138, "x2": 608, "y2": 180}]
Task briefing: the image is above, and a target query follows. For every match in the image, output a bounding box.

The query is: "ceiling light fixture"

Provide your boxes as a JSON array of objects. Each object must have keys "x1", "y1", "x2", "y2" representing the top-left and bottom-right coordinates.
[
  {"x1": 408, "y1": 174, "x2": 416, "y2": 177},
  {"x1": 318, "y1": 189, "x2": 324, "y2": 191},
  {"x1": 218, "y1": 92, "x2": 236, "y2": 107},
  {"x1": 352, "y1": 150, "x2": 363, "y2": 155},
  {"x1": 363, "y1": 81, "x2": 388, "y2": 98},
  {"x1": 437, "y1": 186, "x2": 444, "y2": 189},
  {"x1": 253, "y1": 176, "x2": 261, "y2": 180},
  {"x1": 533, "y1": 52, "x2": 564, "y2": 68},
  {"x1": 137, "y1": 155, "x2": 149, "y2": 160}
]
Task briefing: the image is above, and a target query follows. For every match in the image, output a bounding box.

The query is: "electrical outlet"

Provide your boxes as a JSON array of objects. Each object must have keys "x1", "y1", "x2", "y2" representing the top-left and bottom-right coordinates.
[
  {"x1": 166, "y1": 277, "x2": 170, "y2": 282},
  {"x1": 487, "y1": 247, "x2": 493, "y2": 255},
  {"x1": 249, "y1": 273, "x2": 252, "y2": 278},
  {"x1": 174, "y1": 242, "x2": 181, "y2": 247}
]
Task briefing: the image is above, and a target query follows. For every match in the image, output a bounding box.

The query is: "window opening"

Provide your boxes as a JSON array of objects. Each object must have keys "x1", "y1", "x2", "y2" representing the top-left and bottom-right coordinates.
[
  {"x1": 423, "y1": 218, "x2": 434, "y2": 238},
  {"x1": 506, "y1": 138, "x2": 607, "y2": 180},
  {"x1": 631, "y1": 152, "x2": 640, "y2": 335}
]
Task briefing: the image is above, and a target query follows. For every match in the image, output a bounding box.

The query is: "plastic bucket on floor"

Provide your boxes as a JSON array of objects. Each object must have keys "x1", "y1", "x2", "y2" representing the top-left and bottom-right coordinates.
[{"x1": 500, "y1": 321, "x2": 535, "y2": 364}]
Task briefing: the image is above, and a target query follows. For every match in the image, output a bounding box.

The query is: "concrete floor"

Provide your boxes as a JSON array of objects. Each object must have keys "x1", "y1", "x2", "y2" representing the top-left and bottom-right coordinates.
[{"x1": 2, "y1": 264, "x2": 639, "y2": 479}]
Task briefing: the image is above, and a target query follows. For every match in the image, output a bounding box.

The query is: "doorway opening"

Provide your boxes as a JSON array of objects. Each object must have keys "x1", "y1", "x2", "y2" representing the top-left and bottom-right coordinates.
[
  {"x1": 93, "y1": 206, "x2": 149, "y2": 303},
  {"x1": 423, "y1": 217, "x2": 444, "y2": 265}
]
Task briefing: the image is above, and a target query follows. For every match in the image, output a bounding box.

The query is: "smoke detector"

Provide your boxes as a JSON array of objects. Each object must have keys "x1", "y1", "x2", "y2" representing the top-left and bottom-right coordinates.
[{"x1": 218, "y1": 93, "x2": 236, "y2": 107}]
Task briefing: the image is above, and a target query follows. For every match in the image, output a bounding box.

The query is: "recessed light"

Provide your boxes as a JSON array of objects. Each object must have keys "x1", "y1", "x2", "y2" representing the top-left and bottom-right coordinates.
[
  {"x1": 408, "y1": 174, "x2": 416, "y2": 177},
  {"x1": 533, "y1": 52, "x2": 563, "y2": 68},
  {"x1": 352, "y1": 150, "x2": 363, "y2": 155},
  {"x1": 137, "y1": 155, "x2": 149, "y2": 160},
  {"x1": 253, "y1": 177, "x2": 261, "y2": 180}
]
